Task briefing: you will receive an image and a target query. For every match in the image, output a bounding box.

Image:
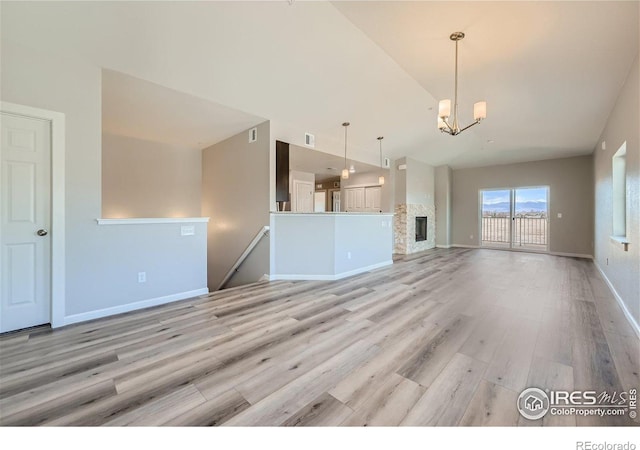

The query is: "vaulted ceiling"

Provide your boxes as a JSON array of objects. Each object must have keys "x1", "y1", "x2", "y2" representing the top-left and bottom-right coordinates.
[{"x1": 2, "y1": 1, "x2": 638, "y2": 168}]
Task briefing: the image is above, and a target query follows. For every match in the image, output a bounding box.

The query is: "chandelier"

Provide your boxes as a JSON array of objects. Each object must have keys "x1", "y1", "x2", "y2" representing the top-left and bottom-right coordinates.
[{"x1": 438, "y1": 32, "x2": 487, "y2": 136}]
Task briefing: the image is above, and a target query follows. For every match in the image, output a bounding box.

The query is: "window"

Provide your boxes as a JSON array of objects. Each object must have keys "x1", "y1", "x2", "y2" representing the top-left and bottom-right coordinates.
[{"x1": 612, "y1": 142, "x2": 627, "y2": 238}]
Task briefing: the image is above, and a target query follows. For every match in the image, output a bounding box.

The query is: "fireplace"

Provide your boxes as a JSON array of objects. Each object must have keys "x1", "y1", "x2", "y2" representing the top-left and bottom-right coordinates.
[
  {"x1": 394, "y1": 205, "x2": 434, "y2": 254},
  {"x1": 415, "y1": 217, "x2": 427, "y2": 242}
]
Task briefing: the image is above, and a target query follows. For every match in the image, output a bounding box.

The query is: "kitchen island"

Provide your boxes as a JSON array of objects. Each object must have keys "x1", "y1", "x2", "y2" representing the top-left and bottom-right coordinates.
[{"x1": 269, "y1": 212, "x2": 394, "y2": 280}]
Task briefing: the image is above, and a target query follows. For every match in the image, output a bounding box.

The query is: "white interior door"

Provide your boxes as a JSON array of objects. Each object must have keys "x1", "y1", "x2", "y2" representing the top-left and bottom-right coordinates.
[
  {"x1": 345, "y1": 187, "x2": 366, "y2": 212},
  {"x1": 314, "y1": 191, "x2": 326, "y2": 212},
  {"x1": 1, "y1": 113, "x2": 51, "y2": 332},
  {"x1": 293, "y1": 180, "x2": 314, "y2": 212},
  {"x1": 332, "y1": 191, "x2": 341, "y2": 212},
  {"x1": 365, "y1": 186, "x2": 382, "y2": 212}
]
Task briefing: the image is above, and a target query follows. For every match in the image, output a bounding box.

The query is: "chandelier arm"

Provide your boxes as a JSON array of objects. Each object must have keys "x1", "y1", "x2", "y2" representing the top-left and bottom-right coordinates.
[
  {"x1": 442, "y1": 117, "x2": 455, "y2": 134},
  {"x1": 456, "y1": 120, "x2": 481, "y2": 134}
]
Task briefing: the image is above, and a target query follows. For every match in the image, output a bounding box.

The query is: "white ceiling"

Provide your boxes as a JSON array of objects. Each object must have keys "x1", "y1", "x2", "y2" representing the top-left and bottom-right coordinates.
[
  {"x1": 332, "y1": 1, "x2": 639, "y2": 167},
  {"x1": 102, "y1": 69, "x2": 266, "y2": 150},
  {"x1": 2, "y1": 1, "x2": 638, "y2": 168}
]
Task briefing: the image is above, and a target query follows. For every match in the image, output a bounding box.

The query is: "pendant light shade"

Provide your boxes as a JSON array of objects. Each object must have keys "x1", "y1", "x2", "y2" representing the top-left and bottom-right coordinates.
[
  {"x1": 377, "y1": 136, "x2": 385, "y2": 185},
  {"x1": 342, "y1": 122, "x2": 350, "y2": 180}
]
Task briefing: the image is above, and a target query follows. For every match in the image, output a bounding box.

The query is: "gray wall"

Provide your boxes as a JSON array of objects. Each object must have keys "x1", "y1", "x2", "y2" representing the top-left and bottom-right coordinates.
[
  {"x1": 435, "y1": 165, "x2": 453, "y2": 247},
  {"x1": 393, "y1": 157, "x2": 407, "y2": 205},
  {"x1": 393, "y1": 157, "x2": 435, "y2": 207},
  {"x1": 406, "y1": 157, "x2": 435, "y2": 206},
  {"x1": 593, "y1": 54, "x2": 639, "y2": 327},
  {"x1": 452, "y1": 155, "x2": 594, "y2": 255},
  {"x1": 1, "y1": 39, "x2": 208, "y2": 319},
  {"x1": 202, "y1": 121, "x2": 270, "y2": 290},
  {"x1": 102, "y1": 133, "x2": 202, "y2": 218}
]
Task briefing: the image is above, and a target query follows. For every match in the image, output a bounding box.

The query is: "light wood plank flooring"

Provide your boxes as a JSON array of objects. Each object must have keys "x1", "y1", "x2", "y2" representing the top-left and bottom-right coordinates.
[{"x1": 1, "y1": 248, "x2": 638, "y2": 426}]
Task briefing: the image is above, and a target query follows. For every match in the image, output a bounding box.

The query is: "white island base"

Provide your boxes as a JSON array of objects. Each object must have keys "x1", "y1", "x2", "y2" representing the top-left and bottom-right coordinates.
[{"x1": 269, "y1": 212, "x2": 394, "y2": 281}]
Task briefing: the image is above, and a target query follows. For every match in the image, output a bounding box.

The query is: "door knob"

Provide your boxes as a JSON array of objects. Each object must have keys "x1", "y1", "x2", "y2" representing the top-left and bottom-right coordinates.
[{"x1": 37, "y1": 229, "x2": 48, "y2": 237}]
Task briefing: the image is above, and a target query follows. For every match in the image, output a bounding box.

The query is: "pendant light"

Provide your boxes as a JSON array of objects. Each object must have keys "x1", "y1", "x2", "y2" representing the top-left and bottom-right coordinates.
[
  {"x1": 341, "y1": 122, "x2": 350, "y2": 179},
  {"x1": 377, "y1": 136, "x2": 385, "y2": 185},
  {"x1": 437, "y1": 32, "x2": 487, "y2": 136}
]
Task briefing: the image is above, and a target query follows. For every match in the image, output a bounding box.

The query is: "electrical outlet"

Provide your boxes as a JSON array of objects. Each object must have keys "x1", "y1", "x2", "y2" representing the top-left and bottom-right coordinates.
[
  {"x1": 470, "y1": 235, "x2": 474, "y2": 240},
  {"x1": 138, "y1": 272, "x2": 146, "y2": 283}
]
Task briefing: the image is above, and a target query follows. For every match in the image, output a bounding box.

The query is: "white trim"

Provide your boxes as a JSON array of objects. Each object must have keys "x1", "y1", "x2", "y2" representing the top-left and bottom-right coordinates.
[
  {"x1": 270, "y1": 260, "x2": 393, "y2": 281},
  {"x1": 610, "y1": 235, "x2": 629, "y2": 244},
  {"x1": 436, "y1": 244, "x2": 452, "y2": 249},
  {"x1": 610, "y1": 235, "x2": 630, "y2": 251},
  {"x1": 217, "y1": 225, "x2": 270, "y2": 290},
  {"x1": 63, "y1": 288, "x2": 209, "y2": 326},
  {"x1": 594, "y1": 262, "x2": 640, "y2": 339},
  {"x1": 96, "y1": 217, "x2": 209, "y2": 225},
  {"x1": 549, "y1": 251, "x2": 593, "y2": 259},
  {"x1": 452, "y1": 244, "x2": 480, "y2": 249},
  {"x1": 1, "y1": 101, "x2": 66, "y2": 328},
  {"x1": 270, "y1": 212, "x2": 394, "y2": 217}
]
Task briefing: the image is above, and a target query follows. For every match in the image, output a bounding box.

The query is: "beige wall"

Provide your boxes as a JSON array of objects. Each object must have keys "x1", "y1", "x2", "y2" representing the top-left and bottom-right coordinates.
[
  {"x1": 202, "y1": 121, "x2": 270, "y2": 290},
  {"x1": 102, "y1": 133, "x2": 202, "y2": 218},
  {"x1": 452, "y1": 155, "x2": 594, "y2": 256},
  {"x1": 593, "y1": 54, "x2": 639, "y2": 329}
]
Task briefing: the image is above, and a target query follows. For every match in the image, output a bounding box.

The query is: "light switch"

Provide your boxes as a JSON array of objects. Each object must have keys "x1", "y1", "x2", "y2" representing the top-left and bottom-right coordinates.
[
  {"x1": 557, "y1": 213, "x2": 562, "y2": 219},
  {"x1": 181, "y1": 225, "x2": 195, "y2": 236}
]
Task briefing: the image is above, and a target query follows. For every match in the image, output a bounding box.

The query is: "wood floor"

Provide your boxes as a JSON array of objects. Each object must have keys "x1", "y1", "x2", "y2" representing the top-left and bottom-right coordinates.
[{"x1": 1, "y1": 248, "x2": 638, "y2": 426}]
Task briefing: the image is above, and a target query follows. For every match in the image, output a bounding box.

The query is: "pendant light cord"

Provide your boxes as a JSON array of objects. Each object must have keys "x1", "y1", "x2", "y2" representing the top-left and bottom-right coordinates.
[
  {"x1": 342, "y1": 122, "x2": 350, "y2": 170},
  {"x1": 453, "y1": 38, "x2": 459, "y2": 132}
]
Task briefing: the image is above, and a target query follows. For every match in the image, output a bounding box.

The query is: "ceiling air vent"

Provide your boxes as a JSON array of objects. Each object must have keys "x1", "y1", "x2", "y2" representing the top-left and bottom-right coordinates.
[
  {"x1": 248, "y1": 127, "x2": 257, "y2": 143},
  {"x1": 305, "y1": 133, "x2": 315, "y2": 148}
]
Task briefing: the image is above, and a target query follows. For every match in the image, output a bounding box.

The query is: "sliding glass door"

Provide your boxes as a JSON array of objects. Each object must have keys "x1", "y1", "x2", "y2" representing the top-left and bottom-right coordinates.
[
  {"x1": 481, "y1": 189, "x2": 512, "y2": 248},
  {"x1": 481, "y1": 187, "x2": 549, "y2": 251}
]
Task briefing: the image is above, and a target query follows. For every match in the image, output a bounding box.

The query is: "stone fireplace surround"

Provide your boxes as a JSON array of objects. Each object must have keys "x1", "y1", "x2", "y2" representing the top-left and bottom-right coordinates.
[{"x1": 394, "y1": 203, "x2": 436, "y2": 254}]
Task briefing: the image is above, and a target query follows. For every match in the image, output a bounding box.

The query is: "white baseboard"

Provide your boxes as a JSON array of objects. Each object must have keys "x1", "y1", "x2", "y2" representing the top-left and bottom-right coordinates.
[
  {"x1": 594, "y1": 262, "x2": 640, "y2": 340},
  {"x1": 550, "y1": 251, "x2": 593, "y2": 259},
  {"x1": 61, "y1": 288, "x2": 209, "y2": 327},
  {"x1": 436, "y1": 244, "x2": 452, "y2": 249},
  {"x1": 452, "y1": 245, "x2": 594, "y2": 260},
  {"x1": 270, "y1": 260, "x2": 393, "y2": 281}
]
